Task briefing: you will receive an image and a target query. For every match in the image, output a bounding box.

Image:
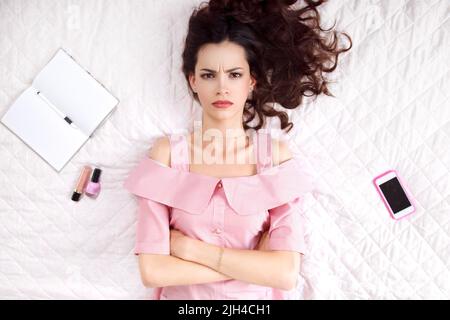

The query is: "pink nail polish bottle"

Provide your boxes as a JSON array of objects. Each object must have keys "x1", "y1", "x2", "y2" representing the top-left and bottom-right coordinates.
[{"x1": 86, "y1": 168, "x2": 102, "y2": 198}]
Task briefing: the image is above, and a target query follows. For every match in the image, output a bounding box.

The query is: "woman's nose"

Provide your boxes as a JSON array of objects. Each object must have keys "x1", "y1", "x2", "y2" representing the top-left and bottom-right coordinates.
[{"x1": 216, "y1": 73, "x2": 229, "y2": 94}]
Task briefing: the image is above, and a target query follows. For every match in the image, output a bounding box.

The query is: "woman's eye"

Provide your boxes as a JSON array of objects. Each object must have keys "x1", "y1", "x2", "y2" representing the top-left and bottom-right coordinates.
[{"x1": 200, "y1": 73, "x2": 242, "y2": 79}]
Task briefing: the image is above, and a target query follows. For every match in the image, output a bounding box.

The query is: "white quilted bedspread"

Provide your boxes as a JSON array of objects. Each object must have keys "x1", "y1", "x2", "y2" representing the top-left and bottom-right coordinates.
[{"x1": 0, "y1": 0, "x2": 448, "y2": 299}]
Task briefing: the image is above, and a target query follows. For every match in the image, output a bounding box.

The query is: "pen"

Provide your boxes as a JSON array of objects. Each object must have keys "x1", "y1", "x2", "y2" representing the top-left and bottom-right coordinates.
[{"x1": 36, "y1": 90, "x2": 79, "y2": 129}]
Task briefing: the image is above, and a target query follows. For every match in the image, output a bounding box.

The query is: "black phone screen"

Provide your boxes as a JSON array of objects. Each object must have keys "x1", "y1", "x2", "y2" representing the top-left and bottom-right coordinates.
[{"x1": 379, "y1": 177, "x2": 412, "y2": 214}]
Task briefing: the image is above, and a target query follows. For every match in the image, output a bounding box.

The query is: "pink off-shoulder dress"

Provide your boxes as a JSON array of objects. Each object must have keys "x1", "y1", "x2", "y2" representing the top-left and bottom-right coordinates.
[{"x1": 123, "y1": 130, "x2": 314, "y2": 300}]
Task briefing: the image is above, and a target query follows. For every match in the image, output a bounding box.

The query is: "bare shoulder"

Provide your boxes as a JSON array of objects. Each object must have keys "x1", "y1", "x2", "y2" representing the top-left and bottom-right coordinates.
[
  {"x1": 272, "y1": 138, "x2": 293, "y2": 166},
  {"x1": 148, "y1": 136, "x2": 171, "y2": 167}
]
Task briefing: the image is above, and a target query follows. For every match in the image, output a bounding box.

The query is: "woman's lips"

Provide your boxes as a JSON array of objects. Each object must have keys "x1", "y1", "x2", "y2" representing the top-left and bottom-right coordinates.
[{"x1": 212, "y1": 102, "x2": 233, "y2": 108}]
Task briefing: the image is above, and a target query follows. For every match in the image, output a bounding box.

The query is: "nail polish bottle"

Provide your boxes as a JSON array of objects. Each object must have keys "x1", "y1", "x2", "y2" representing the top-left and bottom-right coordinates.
[{"x1": 85, "y1": 168, "x2": 102, "y2": 198}]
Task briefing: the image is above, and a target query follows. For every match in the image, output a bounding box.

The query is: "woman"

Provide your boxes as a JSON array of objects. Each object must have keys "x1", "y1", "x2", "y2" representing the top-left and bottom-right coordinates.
[{"x1": 124, "y1": 0, "x2": 351, "y2": 300}]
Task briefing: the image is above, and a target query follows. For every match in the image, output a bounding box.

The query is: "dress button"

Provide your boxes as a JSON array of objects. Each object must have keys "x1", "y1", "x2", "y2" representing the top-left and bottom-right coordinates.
[
  {"x1": 213, "y1": 228, "x2": 222, "y2": 234},
  {"x1": 217, "y1": 182, "x2": 222, "y2": 188}
]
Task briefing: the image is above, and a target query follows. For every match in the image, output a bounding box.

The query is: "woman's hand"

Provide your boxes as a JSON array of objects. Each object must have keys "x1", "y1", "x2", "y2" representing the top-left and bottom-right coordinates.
[
  {"x1": 170, "y1": 229, "x2": 198, "y2": 261},
  {"x1": 256, "y1": 230, "x2": 270, "y2": 251}
]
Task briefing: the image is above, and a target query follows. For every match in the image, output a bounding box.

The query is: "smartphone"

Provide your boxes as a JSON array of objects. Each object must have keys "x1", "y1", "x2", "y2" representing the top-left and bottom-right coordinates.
[{"x1": 373, "y1": 170, "x2": 416, "y2": 220}]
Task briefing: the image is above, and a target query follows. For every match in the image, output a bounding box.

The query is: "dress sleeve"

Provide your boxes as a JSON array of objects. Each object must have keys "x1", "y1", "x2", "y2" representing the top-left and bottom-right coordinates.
[
  {"x1": 267, "y1": 196, "x2": 306, "y2": 255},
  {"x1": 134, "y1": 196, "x2": 171, "y2": 256}
]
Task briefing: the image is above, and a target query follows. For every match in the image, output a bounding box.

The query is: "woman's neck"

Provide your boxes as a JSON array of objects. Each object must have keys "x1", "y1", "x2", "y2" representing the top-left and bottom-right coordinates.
[
  {"x1": 190, "y1": 121, "x2": 252, "y2": 164},
  {"x1": 195, "y1": 120, "x2": 248, "y2": 140}
]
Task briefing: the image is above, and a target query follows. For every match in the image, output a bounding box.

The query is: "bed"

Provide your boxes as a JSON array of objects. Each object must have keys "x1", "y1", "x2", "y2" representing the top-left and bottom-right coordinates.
[{"x1": 0, "y1": 0, "x2": 448, "y2": 299}]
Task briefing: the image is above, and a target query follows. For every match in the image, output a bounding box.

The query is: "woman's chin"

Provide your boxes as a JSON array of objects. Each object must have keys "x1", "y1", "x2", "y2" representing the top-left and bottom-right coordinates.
[{"x1": 210, "y1": 109, "x2": 242, "y2": 121}]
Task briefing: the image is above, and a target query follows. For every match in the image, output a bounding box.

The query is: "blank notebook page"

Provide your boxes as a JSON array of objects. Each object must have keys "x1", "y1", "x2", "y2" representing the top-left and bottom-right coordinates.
[
  {"x1": 32, "y1": 50, "x2": 118, "y2": 137},
  {"x1": 2, "y1": 87, "x2": 86, "y2": 170}
]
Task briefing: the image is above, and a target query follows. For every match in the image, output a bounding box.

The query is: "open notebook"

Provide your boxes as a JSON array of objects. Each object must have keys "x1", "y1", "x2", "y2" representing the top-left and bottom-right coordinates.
[{"x1": 1, "y1": 48, "x2": 119, "y2": 172}]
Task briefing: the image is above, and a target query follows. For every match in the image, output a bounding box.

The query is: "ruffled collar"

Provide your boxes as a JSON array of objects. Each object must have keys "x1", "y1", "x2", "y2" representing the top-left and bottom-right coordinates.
[{"x1": 123, "y1": 156, "x2": 315, "y2": 215}]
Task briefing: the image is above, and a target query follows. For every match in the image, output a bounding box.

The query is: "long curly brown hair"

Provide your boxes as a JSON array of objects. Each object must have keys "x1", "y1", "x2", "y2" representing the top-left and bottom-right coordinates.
[{"x1": 182, "y1": 0, "x2": 352, "y2": 133}]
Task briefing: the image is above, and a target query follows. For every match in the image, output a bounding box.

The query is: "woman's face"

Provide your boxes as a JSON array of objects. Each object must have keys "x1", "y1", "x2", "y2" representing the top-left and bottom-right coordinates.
[{"x1": 189, "y1": 40, "x2": 256, "y2": 122}]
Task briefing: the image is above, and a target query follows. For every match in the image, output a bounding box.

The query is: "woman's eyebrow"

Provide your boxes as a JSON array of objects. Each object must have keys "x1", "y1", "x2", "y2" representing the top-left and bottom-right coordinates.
[{"x1": 200, "y1": 67, "x2": 243, "y2": 72}]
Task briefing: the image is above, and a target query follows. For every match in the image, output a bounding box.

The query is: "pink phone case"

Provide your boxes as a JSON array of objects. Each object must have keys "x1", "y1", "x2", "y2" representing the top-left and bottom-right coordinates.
[{"x1": 372, "y1": 170, "x2": 416, "y2": 220}]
